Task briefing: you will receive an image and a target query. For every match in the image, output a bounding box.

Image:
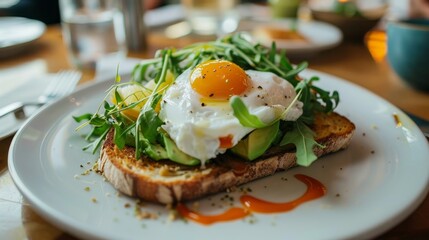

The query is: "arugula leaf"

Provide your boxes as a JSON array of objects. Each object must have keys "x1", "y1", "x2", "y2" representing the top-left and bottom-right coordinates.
[
  {"x1": 83, "y1": 126, "x2": 110, "y2": 154},
  {"x1": 230, "y1": 96, "x2": 268, "y2": 128},
  {"x1": 136, "y1": 108, "x2": 163, "y2": 144},
  {"x1": 113, "y1": 124, "x2": 126, "y2": 149},
  {"x1": 279, "y1": 121, "x2": 322, "y2": 166},
  {"x1": 73, "y1": 113, "x2": 93, "y2": 122},
  {"x1": 284, "y1": 61, "x2": 308, "y2": 79}
]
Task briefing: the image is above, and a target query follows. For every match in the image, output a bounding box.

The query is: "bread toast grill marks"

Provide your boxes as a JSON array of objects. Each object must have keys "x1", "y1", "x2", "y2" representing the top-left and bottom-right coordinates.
[{"x1": 98, "y1": 112, "x2": 355, "y2": 204}]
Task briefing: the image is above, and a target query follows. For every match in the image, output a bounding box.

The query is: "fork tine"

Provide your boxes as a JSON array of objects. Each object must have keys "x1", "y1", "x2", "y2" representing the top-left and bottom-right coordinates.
[
  {"x1": 45, "y1": 70, "x2": 81, "y2": 99},
  {"x1": 42, "y1": 70, "x2": 65, "y2": 96},
  {"x1": 61, "y1": 71, "x2": 82, "y2": 95},
  {"x1": 0, "y1": 70, "x2": 82, "y2": 120}
]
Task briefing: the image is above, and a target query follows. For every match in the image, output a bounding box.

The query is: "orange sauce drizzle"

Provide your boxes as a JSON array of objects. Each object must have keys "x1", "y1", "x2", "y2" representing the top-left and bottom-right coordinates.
[
  {"x1": 219, "y1": 135, "x2": 233, "y2": 148},
  {"x1": 176, "y1": 203, "x2": 249, "y2": 225},
  {"x1": 240, "y1": 174, "x2": 326, "y2": 213},
  {"x1": 176, "y1": 174, "x2": 326, "y2": 225}
]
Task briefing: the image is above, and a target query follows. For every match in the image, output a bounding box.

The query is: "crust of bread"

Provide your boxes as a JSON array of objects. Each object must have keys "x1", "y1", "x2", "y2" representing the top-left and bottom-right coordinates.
[{"x1": 98, "y1": 112, "x2": 355, "y2": 204}]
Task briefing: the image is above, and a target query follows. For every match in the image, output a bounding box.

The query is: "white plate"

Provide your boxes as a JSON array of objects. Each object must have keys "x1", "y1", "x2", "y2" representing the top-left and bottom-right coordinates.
[
  {"x1": 247, "y1": 19, "x2": 342, "y2": 55},
  {"x1": 9, "y1": 69, "x2": 429, "y2": 240},
  {"x1": 0, "y1": 17, "x2": 46, "y2": 58}
]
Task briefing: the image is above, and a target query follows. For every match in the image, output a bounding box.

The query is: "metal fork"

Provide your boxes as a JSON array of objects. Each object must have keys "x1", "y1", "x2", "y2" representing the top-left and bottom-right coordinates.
[{"x1": 0, "y1": 70, "x2": 82, "y2": 119}]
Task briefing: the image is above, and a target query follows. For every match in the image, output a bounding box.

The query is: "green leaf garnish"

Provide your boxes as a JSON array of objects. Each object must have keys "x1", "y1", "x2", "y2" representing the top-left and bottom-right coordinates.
[
  {"x1": 279, "y1": 121, "x2": 323, "y2": 166},
  {"x1": 230, "y1": 96, "x2": 268, "y2": 128}
]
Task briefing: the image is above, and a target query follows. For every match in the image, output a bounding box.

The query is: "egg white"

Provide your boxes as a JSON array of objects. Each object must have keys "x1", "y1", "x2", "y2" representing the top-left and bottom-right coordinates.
[{"x1": 159, "y1": 68, "x2": 303, "y2": 164}]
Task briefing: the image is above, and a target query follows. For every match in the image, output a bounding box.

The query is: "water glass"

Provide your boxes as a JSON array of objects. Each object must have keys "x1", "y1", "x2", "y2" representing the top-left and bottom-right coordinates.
[
  {"x1": 59, "y1": 0, "x2": 127, "y2": 69},
  {"x1": 181, "y1": 0, "x2": 240, "y2": 36}
]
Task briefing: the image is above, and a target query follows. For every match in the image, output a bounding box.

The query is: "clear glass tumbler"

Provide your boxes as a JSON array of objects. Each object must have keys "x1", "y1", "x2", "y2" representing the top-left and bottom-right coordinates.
[
  {"x1": 59, "y1": 0, "x2": 127, "y2": 69},
  {"x1": 181, "y1": 0, "x2": 240, "y2": 36}
]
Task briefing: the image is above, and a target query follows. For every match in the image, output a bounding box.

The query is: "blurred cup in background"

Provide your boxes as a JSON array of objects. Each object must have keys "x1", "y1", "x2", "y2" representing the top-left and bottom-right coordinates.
[
  {"x1": 269, "y1": 0, "x2": 301, "y2": 19},
  {"x1": 59, "y1": 0, "x2": 127, "y2": 70},
  {"x1": 181, "y1": 0, "x2": 240, "y2": 36},
  {"x1": 387, "y1": 19, "x2": 429, "y2": 92}
]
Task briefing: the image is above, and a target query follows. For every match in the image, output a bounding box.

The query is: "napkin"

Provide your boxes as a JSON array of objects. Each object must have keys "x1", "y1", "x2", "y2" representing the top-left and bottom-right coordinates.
[{"x1": 95, "y1": 56, "x2": 141, "y2": 82}]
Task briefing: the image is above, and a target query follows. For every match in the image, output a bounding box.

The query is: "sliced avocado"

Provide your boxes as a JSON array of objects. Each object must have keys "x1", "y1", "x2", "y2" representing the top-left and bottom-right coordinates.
[
  {"x1": 144, "y1": 143, "x2": 168, "y2": 160},
  {"x1": 231, "y1": 121, "x2": 280, "y2": 161},
  {"x1": 163, "y1": 135, "x2": 200, "y2": 166}
]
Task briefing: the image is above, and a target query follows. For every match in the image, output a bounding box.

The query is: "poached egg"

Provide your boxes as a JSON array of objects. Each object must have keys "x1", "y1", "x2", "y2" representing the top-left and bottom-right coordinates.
[{"x1": 160, "y1": 60, "x2": 303, "y2": 164}]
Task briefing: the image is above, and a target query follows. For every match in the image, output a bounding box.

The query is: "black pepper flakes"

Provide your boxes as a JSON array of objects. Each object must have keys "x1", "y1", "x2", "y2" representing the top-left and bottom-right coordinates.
[
  {"x1": 257, "y1": 86, "x2": 263, "y2": 90},
  {"x1": 209, "y1": 93, "x2": 214, "y2": 97},
  {"x1": 201, "y1": 103, "x2": 206, "y2": 107}
]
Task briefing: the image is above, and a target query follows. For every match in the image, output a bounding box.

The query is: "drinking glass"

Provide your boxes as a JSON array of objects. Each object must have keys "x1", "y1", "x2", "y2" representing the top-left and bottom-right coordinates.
[
  {"x1": 59, "y1": 0, "x2": 127, "y2": 69},
  {"x1": 181, "y1": 0, "x2": 240, "y2": 36}
]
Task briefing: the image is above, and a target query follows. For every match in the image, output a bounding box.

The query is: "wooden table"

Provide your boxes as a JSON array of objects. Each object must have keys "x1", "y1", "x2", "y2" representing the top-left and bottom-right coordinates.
[{"x1": 0, "y1": 23, "x2": 428, "y2": 240}]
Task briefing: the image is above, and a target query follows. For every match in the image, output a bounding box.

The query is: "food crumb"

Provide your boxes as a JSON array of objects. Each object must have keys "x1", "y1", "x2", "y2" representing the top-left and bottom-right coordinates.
[
  {"x1": 91, "y1": 197, "x2": 97, "y2": 203},
  {"x1": 336, "y1": 193, "x2": 340, "y2": 197},
  {"x1": 135, "y1": 206, "x2": 159, "y2": 220},
  {"x1": 124, "y1": 203, "x2": 131, "y2": 208},
  {"x1": 81, "y1": 169, "x2": 91, "y2": 176},
  {"x1": 226, "y1": 186, "x2": 237, "y2": 193},
  {"x1": 371, "y1": 150, "x2": 375, "y2": 154},
  {"x1": 168, "y1": 209, "x2": 179, "y2": 221},
  {"x1": 362, "y1": 132, "x2": 366, "y2": 136},
  {"x1": 84, "y1": 186, "x2": 90, "y2": 192}
]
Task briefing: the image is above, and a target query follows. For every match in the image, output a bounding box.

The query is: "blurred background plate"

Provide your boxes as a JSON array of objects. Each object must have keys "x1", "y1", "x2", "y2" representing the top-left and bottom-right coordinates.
[
  {"x1": 246, "y1": 18, "x2": 342, "y2": 56},
  {"x1": 0, "y1": 17, "x2": 46, "y2": 58},
  {"x1": 308, "y1": 0, "x2": 387, "y2": 40}
]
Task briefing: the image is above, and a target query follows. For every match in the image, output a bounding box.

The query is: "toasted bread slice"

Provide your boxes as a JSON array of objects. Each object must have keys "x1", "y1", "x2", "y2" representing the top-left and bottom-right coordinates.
[{"x1": 98, "y1": 112, "x2": 355, "y2": 204}]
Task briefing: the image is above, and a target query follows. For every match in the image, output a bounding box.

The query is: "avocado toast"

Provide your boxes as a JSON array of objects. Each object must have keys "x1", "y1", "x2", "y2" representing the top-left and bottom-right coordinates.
[{"x1": 75, "y1": 33, "x2": 355, "y2": 204}]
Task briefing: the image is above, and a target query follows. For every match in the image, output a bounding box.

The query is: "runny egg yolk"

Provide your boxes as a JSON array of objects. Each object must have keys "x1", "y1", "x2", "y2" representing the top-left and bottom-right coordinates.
[{"x1": 190, "y1": 60, "x2": 249, "y2": 100}]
